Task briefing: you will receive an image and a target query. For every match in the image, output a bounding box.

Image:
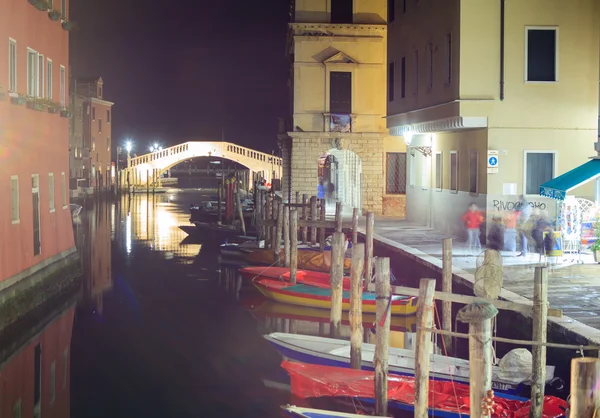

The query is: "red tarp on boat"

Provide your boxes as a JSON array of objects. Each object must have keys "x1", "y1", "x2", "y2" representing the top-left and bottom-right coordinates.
[{"x1": 281, "y1": 361, "x2": 567, "y2": 418}]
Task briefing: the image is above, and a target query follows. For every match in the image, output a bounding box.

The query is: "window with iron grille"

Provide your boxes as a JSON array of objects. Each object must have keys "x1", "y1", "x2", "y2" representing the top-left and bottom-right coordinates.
[{"x1": 386, "y1": 152, "x2": 407, "y2": 194}]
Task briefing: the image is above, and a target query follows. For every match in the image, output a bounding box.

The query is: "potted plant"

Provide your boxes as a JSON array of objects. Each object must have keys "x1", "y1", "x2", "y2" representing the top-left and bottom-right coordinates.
[
  {"x1": 60, "y1": 108, "x2": 72, "y2": 118},
  {"x1": 46, "y1": 101, "x2": 59, "y2": 113},
  {"x1": 10, "y1": 93, "x2": 27, "y2": 106},
  {"x1": 29, "y1": 0, "x2": 49, "y2": 11},
  {"x1": 26, "y1": 98, "x2": 46, "y2": 112},
  {"x1": 591, "y1": 216, "x2": 600, "y2": 263},
  {"x1": 61, "y1": 20, "x2": 74, "y2": 31},
  {"x1": 48, "y1": 9, "x2": 61, "y2": 20}
]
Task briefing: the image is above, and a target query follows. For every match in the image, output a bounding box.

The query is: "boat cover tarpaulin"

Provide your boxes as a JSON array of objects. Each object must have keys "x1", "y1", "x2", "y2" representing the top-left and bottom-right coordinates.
[{"x1": 281, "y1": 361, "x2": 567, "y2": 418}]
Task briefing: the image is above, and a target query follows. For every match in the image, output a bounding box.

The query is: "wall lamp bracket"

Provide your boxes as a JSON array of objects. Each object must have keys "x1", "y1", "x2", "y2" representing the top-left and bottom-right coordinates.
[{"x1": 410, "y1": 146, "x2": 432, "y2": 157}]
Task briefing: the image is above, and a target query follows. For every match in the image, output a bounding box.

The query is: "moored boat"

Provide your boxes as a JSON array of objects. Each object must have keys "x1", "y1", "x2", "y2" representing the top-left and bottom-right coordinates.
[
  {"x1": 282, "y1": 405, "x2": 387, "y2": 418},
  {"x1": 282, "y1": 360, "x2": 568, "y2": 418},
  {"x1": 239, "y1": 267, "x2": 352, "y2": 290},
  {"x1": 253, "y1": 278, "x2": 417, "y2": 316},
  {"x1": 245, "y1": 248, "x2": 352, "y2": 273},
  {"x1": 265, "y1": 332, "x2": 560, "y2": 397}
]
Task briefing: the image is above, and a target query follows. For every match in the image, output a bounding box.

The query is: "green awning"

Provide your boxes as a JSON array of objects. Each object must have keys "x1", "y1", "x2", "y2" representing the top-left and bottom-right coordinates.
[{"x1": 539, "y1": 159, "x2": 600, "y2": 200}]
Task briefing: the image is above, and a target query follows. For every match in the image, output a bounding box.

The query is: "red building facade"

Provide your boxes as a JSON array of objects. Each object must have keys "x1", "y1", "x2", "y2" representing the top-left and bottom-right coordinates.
[{"x1": 0, "y1": 0, "x2": 75, "y2": 283}]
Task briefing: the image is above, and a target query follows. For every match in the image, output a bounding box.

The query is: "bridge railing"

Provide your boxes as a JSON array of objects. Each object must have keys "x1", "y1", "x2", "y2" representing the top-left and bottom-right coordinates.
[{"x1": 128, "y1": 141, "x2": 282, "y2": 168}]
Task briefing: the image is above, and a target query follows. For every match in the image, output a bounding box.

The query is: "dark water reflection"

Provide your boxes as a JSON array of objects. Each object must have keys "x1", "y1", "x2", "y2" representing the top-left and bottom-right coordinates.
[{"x1": 0, "y1": 193, "x2": 416, "y2": 418}]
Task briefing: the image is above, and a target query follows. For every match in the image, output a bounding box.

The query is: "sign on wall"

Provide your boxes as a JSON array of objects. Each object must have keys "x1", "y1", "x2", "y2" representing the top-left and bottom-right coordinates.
[{"x1": 487, "y1": 150, "x2": 499, "y2": 174}]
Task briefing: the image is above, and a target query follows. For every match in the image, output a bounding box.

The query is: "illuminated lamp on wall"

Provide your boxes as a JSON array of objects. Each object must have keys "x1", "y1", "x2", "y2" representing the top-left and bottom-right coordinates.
[{"x1": 404, "y1": 130, "x2": 432, "y2": 157}]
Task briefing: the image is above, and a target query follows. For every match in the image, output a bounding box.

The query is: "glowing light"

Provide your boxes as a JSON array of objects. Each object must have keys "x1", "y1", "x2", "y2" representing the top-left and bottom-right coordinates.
[
  {"x1": 403, "y1": 131, "x2": 413, "y2": 147},
  {"x1": 125, "y1": 140, "x2": 132, "y2": 153}
]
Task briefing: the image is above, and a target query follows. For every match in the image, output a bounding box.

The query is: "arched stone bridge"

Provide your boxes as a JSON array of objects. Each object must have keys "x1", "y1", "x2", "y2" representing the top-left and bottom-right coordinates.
[{"x1": 126, "y1": 141, "x2": 282, "y2": 186}]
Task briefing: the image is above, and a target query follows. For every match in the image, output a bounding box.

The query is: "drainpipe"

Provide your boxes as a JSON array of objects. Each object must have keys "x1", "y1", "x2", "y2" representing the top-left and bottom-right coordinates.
[{"x1": 500, "y1": 0, "x2": 506, "y2": 101}]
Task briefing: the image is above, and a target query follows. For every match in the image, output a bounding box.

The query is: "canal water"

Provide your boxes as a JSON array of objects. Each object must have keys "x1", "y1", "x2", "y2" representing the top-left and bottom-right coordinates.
[{"x1": 0, "y1": 191, "x2": 569, "y2": 418}]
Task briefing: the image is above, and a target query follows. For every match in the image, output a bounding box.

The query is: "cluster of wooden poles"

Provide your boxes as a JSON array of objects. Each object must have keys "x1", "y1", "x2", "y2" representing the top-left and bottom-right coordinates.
[{"x1": 253, "y1": 191, "x2": 600, "y2": 418}]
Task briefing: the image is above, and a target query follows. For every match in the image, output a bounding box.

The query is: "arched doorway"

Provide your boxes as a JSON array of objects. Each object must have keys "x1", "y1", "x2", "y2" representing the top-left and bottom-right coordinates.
[{"x1": 318, "y1": 148, "x2": 362, "y2": 214}]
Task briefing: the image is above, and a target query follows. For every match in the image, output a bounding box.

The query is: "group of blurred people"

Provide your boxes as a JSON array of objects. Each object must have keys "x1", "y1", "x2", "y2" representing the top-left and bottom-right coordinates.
[{"x1": 461, "y1": 195, "x2": 556, "y2": 257}]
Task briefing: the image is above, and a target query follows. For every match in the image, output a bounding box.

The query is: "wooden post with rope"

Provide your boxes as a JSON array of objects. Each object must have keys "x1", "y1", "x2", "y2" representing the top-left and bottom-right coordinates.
[
  {"x1": 442, "y1": 237, "x2": 453, "y2": 354},
  {"x1": 414, "y1": 278, "x2": 436, "y2": 418},
  {"x1": 352, "y1": 207, "x2": 359, "y2": 244},
  {"x1": 365, "y1": 212, "x2": 375, "y2": 286},
  {"x1": 349, "y1": 242, "x2": 365, "y2": 369},
  {"x1": 310, "y1": 196, "x2": 317, "y2": 246},
  {"x1": 289, "y1": 209, "x2": 298, "y2": 285},
  {"x1": 374, "y1": 257, "x2": 391, "y2": 417},
  {"x1": 319, "y1": 199, "x2": 326, "y2": 251},
  {"x1": 335, "y1": 202, "x2": 343, "y2": 233},
  {"x1": 302, "y1": 194, "x2": 308, "y2": 244},
  {"x1": 283, "y1": 205, "x2": 290, "y2": 267},
  {"x1": 330, "y1": 232, "x2": 345, "y2": 338},
  {"x1": 569, "y1": 357, "x2": 600, "y2": 417},
  {"x1": 530, "y1": 266, "x2": 549, "y2": 418},
  {"x1": 457, "y1": 301, "x2": 499, "y2": 418}
]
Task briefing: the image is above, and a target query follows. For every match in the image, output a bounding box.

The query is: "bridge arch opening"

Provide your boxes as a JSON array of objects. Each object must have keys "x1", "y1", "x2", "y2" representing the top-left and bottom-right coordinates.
[{"x1": 318, "y1": 148, "x2": 362, "y2": 215}]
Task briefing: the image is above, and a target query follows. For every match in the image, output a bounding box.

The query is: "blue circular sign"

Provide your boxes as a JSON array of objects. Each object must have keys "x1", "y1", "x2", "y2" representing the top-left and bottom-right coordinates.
[{"x1": 488, "y1": 156, "x2": 498, "y2": 166}]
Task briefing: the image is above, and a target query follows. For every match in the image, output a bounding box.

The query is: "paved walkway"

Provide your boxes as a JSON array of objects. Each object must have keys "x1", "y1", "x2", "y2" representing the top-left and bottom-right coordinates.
[{"x1": 360, "y1": 217, "x2": 600, "y2": 333}]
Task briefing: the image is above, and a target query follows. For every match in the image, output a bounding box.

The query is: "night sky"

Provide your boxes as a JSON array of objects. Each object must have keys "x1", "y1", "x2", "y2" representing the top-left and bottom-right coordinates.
[{"x1": 70, "y1": 0, "x2": 289, "y2": 154}]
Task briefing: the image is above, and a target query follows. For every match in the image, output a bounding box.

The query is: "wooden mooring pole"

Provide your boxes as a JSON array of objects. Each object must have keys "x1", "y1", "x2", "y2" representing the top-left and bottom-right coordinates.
[
  {"x1": 414, "y1": 278, "x2": 436, "y2": 418},
  {"x1": 329, "y1": 231, "x2": 345, "y2": 338},
  {"x1": 374, "y1": 257, "x2": 391, "y2": 417},
  {"x1": 349, "y1": 242, "x2": 365, "y2": 369},
  {"x1": 283, "y1": 205, "x2": 290, "y2": 267},
  {"x1": 352, "y1": 208, "x2": 359, "y2": 244},
  {"x1": 310, "y1": 196, "x2": 317, "y2": 246},
  {"x1": 335, "y1": 202, "x2": 342, "y2": 233},
  {"x1": 457, "y1": 301, "x2": 499, "y2": 418},
  {"x1": 275, "y1": 201, "x2": 284, "y2": 266},
  {"x1": 218, "y1": 181, "x2": 223, "y2": 225},
  {"x1": 569, "y1": 357, "x2": 600, "y2": 417},
  {"x1": 235, "y1": 184, "x2": 246, "y2": 236},
  {"x1": 530, "y1": 266, "x2": 549, "y2": 418},
  {"x1": 289, "y1": 209, "x2": 298, "y2": 285},
  {"x1": 302, "y1": 194, "x2": 308, "y2": 244},
  {"x1": 265, "y1": 193, "x2": 271, "y2": 246},
  {"x1": 442, "y1": 237, "x2": 453, "y2": 354},
  {"x1": 319, "y1": 199, "x2": 326, "y2": 251},
  {"x1": 365, "y1": 212, "x2": 375, "y2": 286}
]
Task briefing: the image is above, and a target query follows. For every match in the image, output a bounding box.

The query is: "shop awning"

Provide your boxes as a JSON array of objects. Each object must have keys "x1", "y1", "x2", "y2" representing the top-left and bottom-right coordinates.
[{"x1": 539, "y1": 159, "x2": 600, "y2": 200}]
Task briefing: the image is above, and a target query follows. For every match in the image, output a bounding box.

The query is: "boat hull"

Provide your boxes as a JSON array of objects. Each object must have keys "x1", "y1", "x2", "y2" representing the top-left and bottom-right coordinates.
[
  {"x1": 253, "y1": 279, "x2": 417, "y2": 316},
  {"x1": 282, "y1": 405, "x2": 387, "y2": 418}
]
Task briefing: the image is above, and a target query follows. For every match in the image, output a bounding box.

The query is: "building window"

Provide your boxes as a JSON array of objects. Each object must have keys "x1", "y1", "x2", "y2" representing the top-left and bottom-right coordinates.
[
  {"x1": 47, "y1": 59, "x2": 52, "y2": 99},
  {"x1": 435, "y1": 152, "x2": 442, "y2": 190},
  {"x1": 409, "y1": 153, "x2": 415, "y2": 187},
  {"x1": 34, "y1": 344, "x2": 42, "y2": 412},
  {"x1": 388, "y1": 62, "x2": 395, "y2": 102},
  {"x1": 98, "y1": 118, "x2": 102, "y2": 133},
  {"x1": 62, "y1": 348, "x2": 68, "y2": 389},
  {"x1": 450, "y1": 151, "x2": 458, "y2": 192},
  {"x1": 61, "y1": 172, "x2": 67, "y2": 208},
  {"x1": 13, "y1": 399, "x2": 21, "y2": 418},
  {"x1": 329, "y1": 71, "x2": 352, "y2": 113},
  {"x1": 445, "y1": 33, "x2": 452, "y2": 85},
  {"x1": 98, "y1": 84, "x2": 102, "y2": 98},
  {"x1": 50, "y1": 361, "x2": 56, "y2": 404},
  {"x1": 59, "y1": 65, "x2": 66, "y2": 106},
  {"x1": 11, "y1": 175, "x2": 19, "y2": 224},
  {"x1": 386, "y1": 152, "x2": 406, "y2": 194},
  {"x1": 526, "y1": 27, "x2": 558, "y2": 82},
  {"x1": 49, "y1": 173, "x2": 55, "y2": 212},
  {"x1": 61, "y1": 0, "x2": 66, "y2": 18},
  {"x1": 37, "y1": 54, "x2": 44, "y2": 98},
  {"x1": 413, "y1": 50, "x2": 419, "y2": 95},
  {"x1": 426, "y1": 43, "x2": 433, "y2": 90},
  {"x1": 9, "y1": 39, "x2": 17, "y2": 92},
  {"x1": 330, "y1": 0, "x2": 353, "y2": 23},
  {"x1": 469, "y1": 150, "x2": 479, "y2": 194},
  {"x1": 388, "y1": 0, "x2": 395, "y2": 22},
  {"x1": 106, "y1": 137, "x2": 110, "y2": 151},
  {"x1": 526, "y1": 152, "x2": 554, "y2": 195},
  {"x1": 107, "y1": 109, "x2": 111, "y2": 123},
  {"x1": 27, "y1": 49, "x2": 39, "y2": 97},
  {"x1": 92, "y1": 106, "x2": 96, "y2": 120},
  {"x1": 400, "y1": 57, "x2": 406, "y2": 98}
]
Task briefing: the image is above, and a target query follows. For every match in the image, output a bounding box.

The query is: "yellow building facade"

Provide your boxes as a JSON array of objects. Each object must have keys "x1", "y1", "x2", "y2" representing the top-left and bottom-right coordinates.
[
  {"x1": 387, "y1": 0, "x2": 600, "y2": 235},
  {"x1": 280, "y1": 0, "x2": 405, "y2": 215}
]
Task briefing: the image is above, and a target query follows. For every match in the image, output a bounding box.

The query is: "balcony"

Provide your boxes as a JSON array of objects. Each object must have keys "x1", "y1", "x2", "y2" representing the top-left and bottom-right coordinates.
[{"x1": 323, "y1": 113, "x2": 356, "y2": 133}]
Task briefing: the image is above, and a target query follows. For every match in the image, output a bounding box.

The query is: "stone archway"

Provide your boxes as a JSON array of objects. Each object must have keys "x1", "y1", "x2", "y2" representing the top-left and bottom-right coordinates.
[{"x1": 318, "y1": 148, "x2": 362, "y2": 214}]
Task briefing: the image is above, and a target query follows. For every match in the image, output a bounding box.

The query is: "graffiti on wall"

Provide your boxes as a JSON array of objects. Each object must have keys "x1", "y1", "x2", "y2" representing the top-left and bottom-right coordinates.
[{"x1": 491, "y1": 200, "x2": 547, "y2": 212}]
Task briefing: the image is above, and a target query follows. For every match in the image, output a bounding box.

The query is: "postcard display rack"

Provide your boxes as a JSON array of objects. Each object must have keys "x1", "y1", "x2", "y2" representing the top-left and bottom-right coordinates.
[{"x1": 558, "y1": 196, "x2": 597, "y2": 263}]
